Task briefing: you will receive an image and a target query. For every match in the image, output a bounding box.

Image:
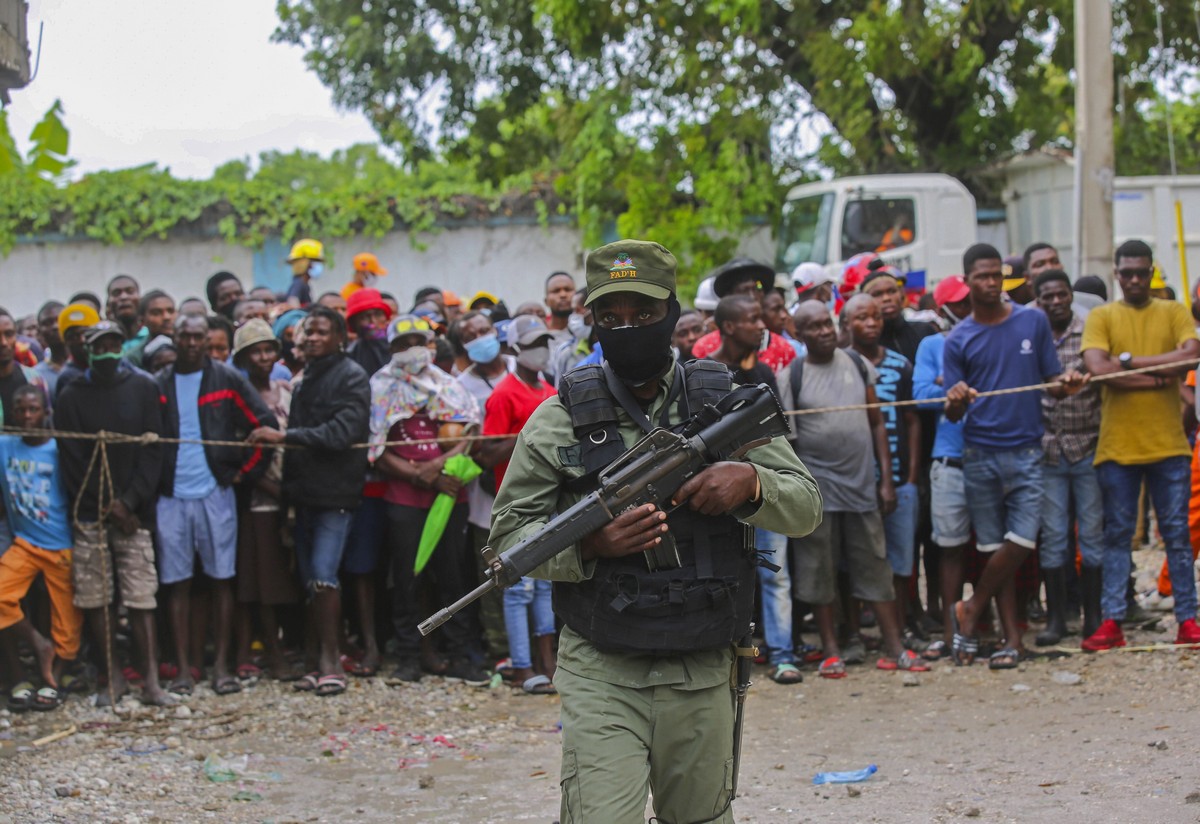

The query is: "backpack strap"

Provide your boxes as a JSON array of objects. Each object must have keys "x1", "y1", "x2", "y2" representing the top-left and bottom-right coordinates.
[
  {"x1": 788, "y1": 356, "x2": 805, "y2": 410},
  {"x1": 843, "y1": 348, "x2": 871, "y2": 385}
]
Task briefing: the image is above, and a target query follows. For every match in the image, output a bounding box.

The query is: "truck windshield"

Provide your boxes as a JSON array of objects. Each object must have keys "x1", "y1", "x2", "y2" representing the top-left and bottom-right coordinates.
[
  {"x1": 776, "y1": 193, "x2": 833, "y2": 271},
  {"x1": 841, "y1": 196, "x2": 917, "y2": 258}
]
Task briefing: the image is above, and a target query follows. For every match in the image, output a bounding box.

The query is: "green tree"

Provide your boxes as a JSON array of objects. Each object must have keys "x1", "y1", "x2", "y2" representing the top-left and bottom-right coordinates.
[
  {"x1": 0, "y1": 99, "x2": 74, "y2": 181},
  {"x1": 274, "y1": 1, "x2": 1200, "y2": 283}
]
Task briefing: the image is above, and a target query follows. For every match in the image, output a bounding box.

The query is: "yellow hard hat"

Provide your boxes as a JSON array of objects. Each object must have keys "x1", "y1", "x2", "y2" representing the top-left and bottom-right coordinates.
[
  {"x1": 1150, "y1": 263, "x2": 1166, "y2": 290},
  {"x1": 287, "y1": 238, "x2": 324, "y2": 262}
]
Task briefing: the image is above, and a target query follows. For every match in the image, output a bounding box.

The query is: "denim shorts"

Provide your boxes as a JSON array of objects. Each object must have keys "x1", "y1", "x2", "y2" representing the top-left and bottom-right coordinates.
[
  {"x1": 929, "y1": 459, "x2": 971, "y2": 547},
  {"x1": 962, "y1": 445, "x2": 1043, "y2": 552},
  {"x1": 341, "y1": 496, "x2": 387, "y2": 576},
  {"x1": 883, "y1": 483, "x2": 919, "y2": 576},
  {"x1": 155, "y1": 486, "x2": 238, "y2": 585},
  {"x1": 294, "y1": 506, "x2": 354, "y2": 593}
]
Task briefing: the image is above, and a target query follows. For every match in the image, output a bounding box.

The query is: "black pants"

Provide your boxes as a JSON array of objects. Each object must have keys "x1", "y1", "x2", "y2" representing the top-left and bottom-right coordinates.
[{"x1": 386, "y1": 501, "x2": 477, "y2": 658}]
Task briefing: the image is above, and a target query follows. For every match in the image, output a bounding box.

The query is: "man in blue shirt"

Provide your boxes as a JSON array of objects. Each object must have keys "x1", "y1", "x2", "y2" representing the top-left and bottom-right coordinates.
[
  {"x1": 0, "y1": 385, "x2": 82, "y2": 710},
  {"x1": 913, "y1": 275, "x2": 972, "y2": 659},
  {"x1": 943, "y1": 244, "x2": 1084, "y2": 668},
  {"x1": 156, "y1": 314, "x2": 277, "y2": 697}
]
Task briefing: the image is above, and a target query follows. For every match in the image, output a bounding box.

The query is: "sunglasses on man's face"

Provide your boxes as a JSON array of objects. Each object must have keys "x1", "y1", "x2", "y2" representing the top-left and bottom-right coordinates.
[{"x1": 1117, "y1": 268, "x2": 1153, "y2": 281}]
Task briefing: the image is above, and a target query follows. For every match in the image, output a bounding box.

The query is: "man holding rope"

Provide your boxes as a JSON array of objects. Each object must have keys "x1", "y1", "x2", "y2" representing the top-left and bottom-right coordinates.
[
  {"x1": 943, "y1": 244, "x2": 1085, "y2": 668},
  {"x1": 55, "y1": 321, "x2": 174, "y2": 706}
]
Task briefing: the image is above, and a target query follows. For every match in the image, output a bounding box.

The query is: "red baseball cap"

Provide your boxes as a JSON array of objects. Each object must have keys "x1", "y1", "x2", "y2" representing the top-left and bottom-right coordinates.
[{"x1": 933, "y1": 275, "x2": 969, "y2": 307}]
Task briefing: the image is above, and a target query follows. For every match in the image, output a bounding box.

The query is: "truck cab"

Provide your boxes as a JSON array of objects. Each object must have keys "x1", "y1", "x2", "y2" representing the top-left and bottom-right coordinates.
[{"x1": 775, "y1": 173, "x2": 977, "y2": 293}]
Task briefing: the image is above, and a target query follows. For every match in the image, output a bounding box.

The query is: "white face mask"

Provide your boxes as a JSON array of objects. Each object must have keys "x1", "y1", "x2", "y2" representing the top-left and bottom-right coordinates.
[
  {"x1": 517, "y1": 345, "x2": 551, "y2": 373},
  {"x1": 363, "y1": 274, "x2": 379, "y2": 289},
  {"x1": 391, "y1": 345, "x2": 432, "y2": 375},
  {"x1": 567, "y1": 311, "x2": 592, "y2": 341}
]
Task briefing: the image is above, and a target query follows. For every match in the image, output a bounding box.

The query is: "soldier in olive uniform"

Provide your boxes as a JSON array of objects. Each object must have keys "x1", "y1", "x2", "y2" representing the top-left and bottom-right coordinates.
[{"x1": 489, "y1": 239, "x2": 822, "y2": 823}]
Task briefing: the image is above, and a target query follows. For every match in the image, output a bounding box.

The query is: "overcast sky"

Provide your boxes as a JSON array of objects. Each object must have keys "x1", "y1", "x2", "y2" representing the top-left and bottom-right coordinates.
[{"x1": 6, "y1": 0, "x2": 381, "y2": 179}]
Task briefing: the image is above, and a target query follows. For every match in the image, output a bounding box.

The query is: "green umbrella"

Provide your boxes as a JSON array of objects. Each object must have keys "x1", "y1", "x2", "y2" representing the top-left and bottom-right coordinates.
[{"x1": 415, "y1": 453, "x2": 483, "y2": 575}]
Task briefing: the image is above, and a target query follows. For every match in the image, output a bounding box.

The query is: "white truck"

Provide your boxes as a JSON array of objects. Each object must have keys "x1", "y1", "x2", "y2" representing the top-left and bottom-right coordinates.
[{"x1": 775, "y1": 164, "x2": 1200, "y2": 296}]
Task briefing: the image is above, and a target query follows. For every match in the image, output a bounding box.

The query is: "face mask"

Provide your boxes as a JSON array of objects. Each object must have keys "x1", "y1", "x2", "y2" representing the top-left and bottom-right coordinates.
[
  {"x1": 89, "y1": 351, "x2": 122, "y2": 382},
  {"x1": 391, "y1": 345, "x2": 432, "y2": 375},
  {"x1": 567, "y1": 312, "x2": 592, "y2": 342},
  {"x1": 517, "y1": 345, "x2": 551, "y2": 373},
  {"x1": 941, "y1": 305, "x2": 962, "y2": 327},
  {"x1": 363, "y1": 274, "x2": 378, "y2": 289},
  {"x1": 594, "y1": 298, "x2": 682, "y2": 386},
  {"x1": 308, "y1": 261, "x2": 324, "y2": 279},
  {"x1": 465, "y1": 332, "x2": 500, "y2": 364}
]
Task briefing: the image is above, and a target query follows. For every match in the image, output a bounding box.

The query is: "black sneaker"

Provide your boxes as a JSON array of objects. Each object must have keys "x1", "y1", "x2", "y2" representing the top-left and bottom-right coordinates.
[
  {"x1": 443, "y1": 658, "x2": 491, "y2": 687},
  {"x1": 384, "y1": 659, "x2": 422, "y2": 686}
]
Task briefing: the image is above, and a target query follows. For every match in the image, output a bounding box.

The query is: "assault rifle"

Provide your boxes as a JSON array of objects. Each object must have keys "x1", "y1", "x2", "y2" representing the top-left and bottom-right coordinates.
[{"x1": 418, "y1": 383, "x2": 788, "y2": 636}]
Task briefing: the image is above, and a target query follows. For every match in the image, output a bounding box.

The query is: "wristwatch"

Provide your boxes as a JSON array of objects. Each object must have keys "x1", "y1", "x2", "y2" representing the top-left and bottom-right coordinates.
[{"x1": 1118, "y1": 352, "x2": 1133, "y2": 370}]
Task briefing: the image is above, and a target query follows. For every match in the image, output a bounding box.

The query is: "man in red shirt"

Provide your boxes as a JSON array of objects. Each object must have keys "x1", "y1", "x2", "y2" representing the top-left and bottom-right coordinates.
[{"x1": 480, "y1": 315, "x2": 559, "y2": 692}]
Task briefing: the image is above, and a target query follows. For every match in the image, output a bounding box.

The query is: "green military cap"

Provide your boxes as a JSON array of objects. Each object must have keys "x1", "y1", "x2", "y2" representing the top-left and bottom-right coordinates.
[{"x1": 584, "y1": 240, "x2": 677, "y2": 307}]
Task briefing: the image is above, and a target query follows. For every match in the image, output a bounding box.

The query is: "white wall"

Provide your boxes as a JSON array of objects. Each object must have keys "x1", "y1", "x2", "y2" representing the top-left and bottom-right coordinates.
[{"x1": 1, "y1": 236, "x2": 256, "y2": 316}]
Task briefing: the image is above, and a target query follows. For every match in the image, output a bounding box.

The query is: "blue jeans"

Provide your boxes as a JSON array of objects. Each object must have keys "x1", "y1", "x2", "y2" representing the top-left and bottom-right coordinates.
[
  {"x1": 755, "y1": 528, "x2": 793, "y2": 665},
  {"x1": 502, "y1": 578, "x2": 555, "y2": 670},
  {"x1": 294, "y1": 507, "x2": 355, "y2": 593},
  {"x1": 1095, "y1": 457, "x2": 1196, "y2": 623},
  {"x1": 883, "y1": 483, "x2": 919, "y2": 576},
  {"x1": 1041, "y1": 452, "x2": 1104, "y2": 569},
  {"x1": 962, "y1": 445, "x2": 1044, "y2": 551}
]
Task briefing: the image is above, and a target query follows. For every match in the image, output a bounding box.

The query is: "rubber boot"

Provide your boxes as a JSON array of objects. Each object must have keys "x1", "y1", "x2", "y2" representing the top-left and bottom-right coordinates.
[
  {"x1": 1081, "y1": 565, "x2": 1103, "y2": 640},
  {"x1": 1035, "y1": 566, "x2": 1068, "y2": 647}
]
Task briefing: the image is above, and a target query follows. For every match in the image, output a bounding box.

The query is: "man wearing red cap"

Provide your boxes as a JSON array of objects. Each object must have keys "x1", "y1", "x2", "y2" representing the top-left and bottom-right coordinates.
[
  {"x1": 341, "y1": 253, "x2": 388, "y2": 302},
  {"x1": 341, "y1": 288, "x2": 397, "y2": 676},
  {"x1": 912, "y1": 275, "x2": 972, "y2": 659}
]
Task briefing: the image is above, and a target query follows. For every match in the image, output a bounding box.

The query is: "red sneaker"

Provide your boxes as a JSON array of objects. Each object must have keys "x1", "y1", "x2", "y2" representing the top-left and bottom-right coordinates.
[
  {"x1": 1175, "y1": 618, "x2": 1200, "y2": 646},
  {"x1": 1081, "y1": 619, "x2": 1126, "y2": 652}
]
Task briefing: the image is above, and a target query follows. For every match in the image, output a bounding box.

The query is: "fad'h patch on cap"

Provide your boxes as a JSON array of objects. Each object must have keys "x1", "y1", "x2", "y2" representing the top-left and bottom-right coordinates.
[{"x1": 585, "y1": 240, "x2": 676, "y2": 307}]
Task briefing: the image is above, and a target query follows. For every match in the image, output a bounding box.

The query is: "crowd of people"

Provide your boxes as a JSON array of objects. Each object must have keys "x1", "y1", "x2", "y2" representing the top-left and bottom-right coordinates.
[{"x1": 0, "y1": 232, "x2": 1196, "y2": 713}]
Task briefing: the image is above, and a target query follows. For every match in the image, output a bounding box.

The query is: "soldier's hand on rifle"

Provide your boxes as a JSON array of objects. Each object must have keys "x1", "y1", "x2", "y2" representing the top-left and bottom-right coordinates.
[
  {"x1": 672, "y1": 461, "x2": 759, "y2": 517},
  {"x1": 580, "y1": 504, "x2": 668, "y2": 561}
]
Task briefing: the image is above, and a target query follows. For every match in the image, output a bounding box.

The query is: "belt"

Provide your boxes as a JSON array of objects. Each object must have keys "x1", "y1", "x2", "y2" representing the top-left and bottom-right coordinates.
[{"x1": 934, "y1": 457, "x2": 963, "y2": 470}]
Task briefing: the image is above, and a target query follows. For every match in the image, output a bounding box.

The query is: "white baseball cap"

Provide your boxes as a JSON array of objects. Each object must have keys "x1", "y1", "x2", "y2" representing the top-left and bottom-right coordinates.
[{"x1": 791, "y1": 262, "x2": 835, "y2": 293}]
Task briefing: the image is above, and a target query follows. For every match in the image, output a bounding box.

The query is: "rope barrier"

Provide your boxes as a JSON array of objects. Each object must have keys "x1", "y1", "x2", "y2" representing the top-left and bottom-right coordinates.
[
  {"x1": 23, "y1": 353, "x2": 1195, "y2": 714},
  {"x1": 13, "y1": 356, "x2": 1195, "y2": 448}
]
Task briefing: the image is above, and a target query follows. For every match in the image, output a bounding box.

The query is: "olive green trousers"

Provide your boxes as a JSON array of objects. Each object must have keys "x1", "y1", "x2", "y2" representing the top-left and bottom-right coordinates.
[{"x1": 557, "y1": 667, "x2": 737, "y2": 824}]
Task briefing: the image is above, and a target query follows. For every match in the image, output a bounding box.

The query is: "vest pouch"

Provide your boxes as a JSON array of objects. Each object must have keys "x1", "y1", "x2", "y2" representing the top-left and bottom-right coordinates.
[{"x1": 554, "y1": 511, "x2": 756, "y2": 655}]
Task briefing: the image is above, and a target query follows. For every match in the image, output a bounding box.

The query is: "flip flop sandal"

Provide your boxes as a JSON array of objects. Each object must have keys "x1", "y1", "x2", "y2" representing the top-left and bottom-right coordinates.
[
  {"x1": 236, "y1": 663, "x2": 263, "y2": 681},
  {"x1": 988, "y1": 648, "x2": 1020, "y2": 670},
  {"x1": 818, "y1": 656, "x2": 848, "y2": 679},
  {"x1": 212, "y1": 676, "x2": 243, "y2": 696},
  {"x1": 346, "y1": 660, "x2": 380, "y2": 678},
  {"x1": 769, "y1": 663, "x2": 804, "y2": 684},
  {"x1": 32, "y1": 686, "x2": 62, "y2": 711},
  {"x1": 879, "y1": 650, "x2": 930, "y2": 672},
  {"x1": 796, "y1": 644, "x2": 825, "y2": 664},
  {"x1": 922, "y1": 640, "x2": 948, "y2": 661},
  {"x1": 315, "y1": 674, "x2": 347, "y2": 697},
  {"x1": 950, "y1": 601, "x2": 979, "y2": 666},
  {"x1": 8, "y1": 681, "x2": 35, "y2": 712},
  {"x1": 167, "y1": 679, "x2": 194, "y2": 697},
  {"x1": 293, "y1": 672, "x2": 320, "y2": 692},
  {"x1": 521, "y1": 674, "x2": 557, "y2": 695},
  {"x1": 841, "y1": 638, "x2": 867, "y2": 666}
]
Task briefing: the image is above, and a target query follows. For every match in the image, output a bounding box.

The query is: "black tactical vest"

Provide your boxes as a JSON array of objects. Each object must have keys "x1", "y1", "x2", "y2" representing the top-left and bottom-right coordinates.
[{"x1": 553, "y1": 360, "x2": 758, "y2": 655}]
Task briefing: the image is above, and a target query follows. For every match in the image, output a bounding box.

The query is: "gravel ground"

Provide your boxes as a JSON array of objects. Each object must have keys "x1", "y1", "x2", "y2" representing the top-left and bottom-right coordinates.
[{"x1": 2, "y1": 546, "x2": 1200, "y2": 824}]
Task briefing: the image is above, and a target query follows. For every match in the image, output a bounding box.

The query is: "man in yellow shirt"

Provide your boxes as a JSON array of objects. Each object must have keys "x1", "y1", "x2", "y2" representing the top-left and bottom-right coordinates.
[{"x1": 1080, "y1": 239, "x2": 1200, "y2": 650}]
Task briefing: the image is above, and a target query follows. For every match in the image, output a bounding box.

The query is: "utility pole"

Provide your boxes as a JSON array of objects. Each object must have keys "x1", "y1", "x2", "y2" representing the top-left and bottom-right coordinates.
[{"x1": 1073, "y1": 0, "x2": 1115, "y2": 294}]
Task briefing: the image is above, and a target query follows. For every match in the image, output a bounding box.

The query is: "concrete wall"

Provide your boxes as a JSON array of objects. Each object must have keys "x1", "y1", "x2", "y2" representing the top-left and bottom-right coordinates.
[{"x1": 0, "y1": 221, "x2": 778, "y2": 317}]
